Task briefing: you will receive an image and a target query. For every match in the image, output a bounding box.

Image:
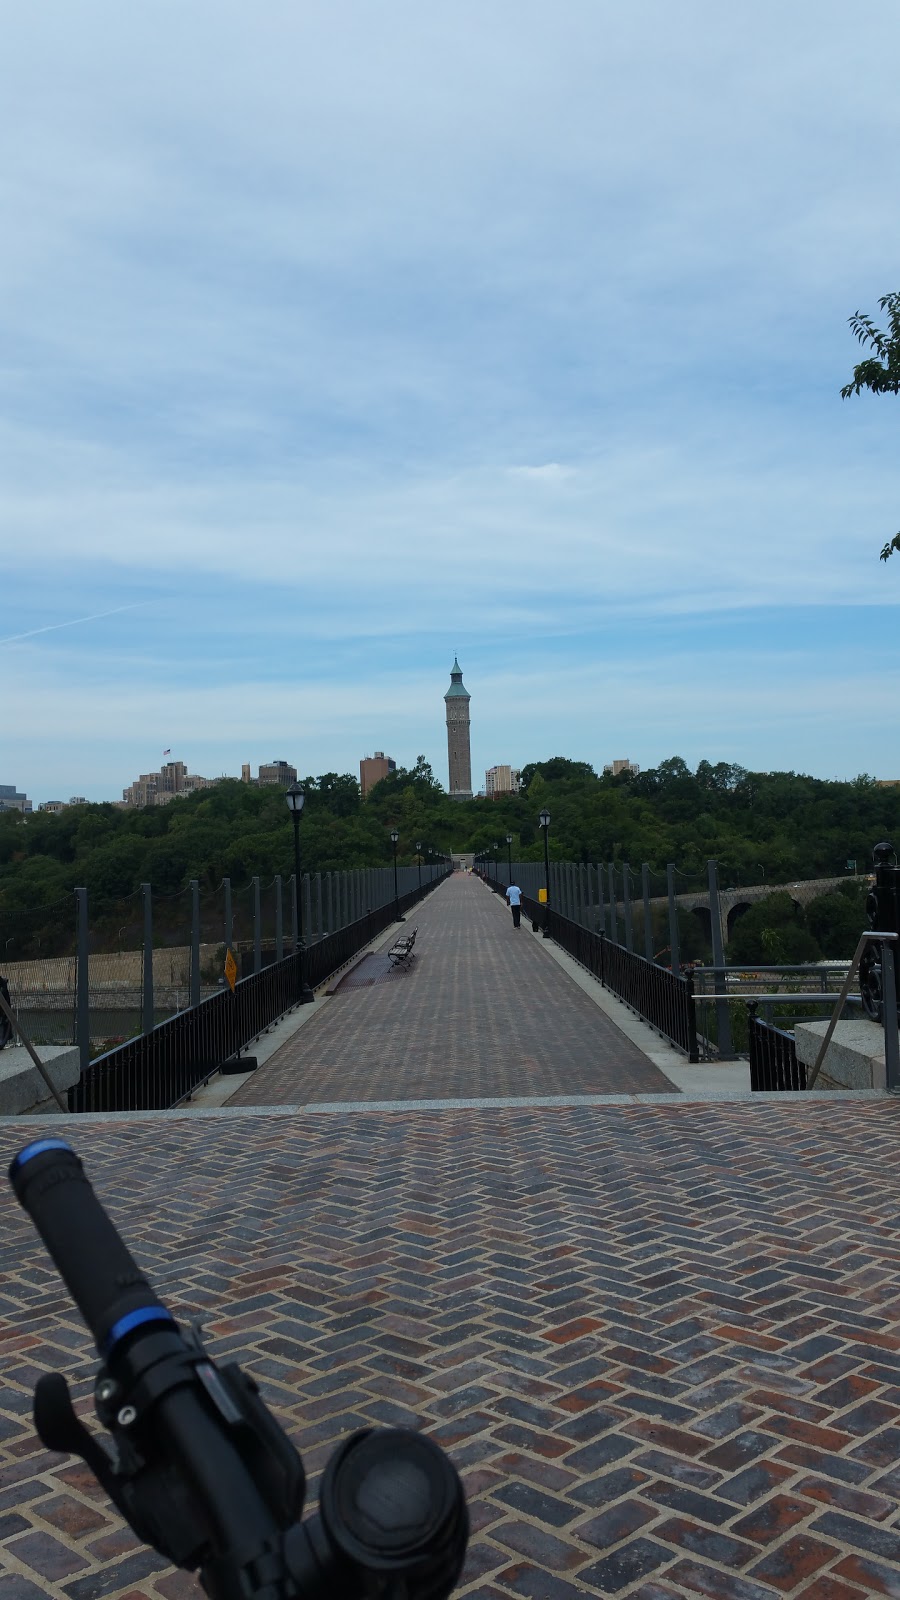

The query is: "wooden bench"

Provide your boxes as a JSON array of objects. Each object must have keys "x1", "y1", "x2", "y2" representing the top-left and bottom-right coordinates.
[{"x1": 388, "y1": 926, "x2": 418, "y2": 968}]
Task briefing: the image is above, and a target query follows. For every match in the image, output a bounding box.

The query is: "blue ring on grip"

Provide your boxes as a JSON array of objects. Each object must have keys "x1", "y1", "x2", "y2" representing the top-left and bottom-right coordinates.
[
  {"x1": 9, "y1": 1139, "x2": 74, "y2": 1177},
  {"x1": 103, "y1": 1306, "x2": 175, "y2": 1358}
]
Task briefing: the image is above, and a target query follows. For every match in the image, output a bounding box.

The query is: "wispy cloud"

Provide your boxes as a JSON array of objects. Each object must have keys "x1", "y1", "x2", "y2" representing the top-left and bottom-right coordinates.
[
  {"x1": 3, "y1": 0, "x2": 900, "y2": 801},
  {"x1": 0, "y1": 602, "x2": 151, "y2": 648}
]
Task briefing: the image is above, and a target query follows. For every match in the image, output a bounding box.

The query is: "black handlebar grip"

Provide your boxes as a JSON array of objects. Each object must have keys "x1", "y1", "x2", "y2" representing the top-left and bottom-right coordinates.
[{"x1": 8, "y1": 1140, "x2": 174, "y2": 1359}]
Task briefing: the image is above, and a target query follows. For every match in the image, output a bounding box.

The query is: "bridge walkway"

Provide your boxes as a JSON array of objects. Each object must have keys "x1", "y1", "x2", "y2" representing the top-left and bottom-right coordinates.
[
  {"x1": 2, "y1": 882, "x2": 900, "y2": 1599},
  {"x1": 228, "y1": 871, "x2": 675, "y2": 1106}
]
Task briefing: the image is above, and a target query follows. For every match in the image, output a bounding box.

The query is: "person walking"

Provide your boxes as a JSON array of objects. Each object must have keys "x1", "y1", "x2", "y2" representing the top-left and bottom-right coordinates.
[{"x1": 506, "y1": 881, "x2": 523, "y2": 928}]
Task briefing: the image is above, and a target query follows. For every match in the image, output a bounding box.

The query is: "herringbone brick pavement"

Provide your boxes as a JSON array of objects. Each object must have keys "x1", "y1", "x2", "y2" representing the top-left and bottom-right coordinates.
[
  {"x1": 3, "y1": 1101, "x2": 900, "y2": 1598},
  {"x1": 230, "y1": 874, "x2": 673, "y2": 1105}
]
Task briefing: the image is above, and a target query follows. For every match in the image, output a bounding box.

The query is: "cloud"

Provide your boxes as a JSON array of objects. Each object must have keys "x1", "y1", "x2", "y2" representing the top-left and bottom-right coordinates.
[
  {"x1": 507, "y1": 464, "x2": 574, "y2": 483},
  {"x1": 3, "y1": 0, "x2": 900, "y2": 802}
]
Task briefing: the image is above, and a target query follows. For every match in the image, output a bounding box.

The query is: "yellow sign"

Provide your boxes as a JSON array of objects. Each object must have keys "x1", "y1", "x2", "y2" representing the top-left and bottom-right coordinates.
[
  {"x1": 538, "y1": 888, "x2": 548, "y2": 904},
  {"x1": 224, "y1": 948, "x2": 237, "y2": 993}
]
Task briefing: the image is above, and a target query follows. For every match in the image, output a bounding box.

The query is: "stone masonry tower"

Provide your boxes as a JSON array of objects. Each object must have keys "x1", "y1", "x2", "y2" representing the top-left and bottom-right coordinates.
[{"x1": 444, "y1": 657, "x2": 473, "y2": 800}]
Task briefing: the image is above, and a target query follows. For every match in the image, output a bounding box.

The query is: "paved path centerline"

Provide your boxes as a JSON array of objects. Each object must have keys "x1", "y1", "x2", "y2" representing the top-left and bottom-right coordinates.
[{"x1": 228, "y1": 873, "x2": 676, "y2": 1106}]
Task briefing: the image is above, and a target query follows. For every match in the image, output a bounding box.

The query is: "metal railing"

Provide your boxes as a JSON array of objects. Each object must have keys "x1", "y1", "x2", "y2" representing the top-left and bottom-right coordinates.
[
  {"x1": 748, "y1": 1014, "x2": 806, "y2": 1091},
  {"x1": 734, "y1": 930, "x2": 900, "y2": 1092},
  {"x1": 482, "y1": 878, "x2": 700, "y2": 1061},
  {"x1": 68, "y1": 871, "x2": 450, "y2": 1113}
]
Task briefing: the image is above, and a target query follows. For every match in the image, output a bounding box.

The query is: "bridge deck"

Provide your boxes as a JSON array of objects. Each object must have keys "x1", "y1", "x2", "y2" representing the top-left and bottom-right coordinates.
[
  {"x1": 229, "y1": 872, "x2": 675, "y2": 1106},
  {"x1": 2, "y1": 880, "x2": 900, "y2": 1599}
]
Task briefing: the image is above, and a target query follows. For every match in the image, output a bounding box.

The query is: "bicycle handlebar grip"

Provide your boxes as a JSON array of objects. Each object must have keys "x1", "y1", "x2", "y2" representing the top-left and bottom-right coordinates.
[{"x1": 9, "y1": 1140, "x2": 174, "y2": 1359}]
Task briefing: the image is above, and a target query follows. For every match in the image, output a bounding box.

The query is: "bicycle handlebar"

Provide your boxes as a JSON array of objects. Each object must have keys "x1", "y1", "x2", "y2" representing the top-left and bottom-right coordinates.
[{"x1": 9, "y1": 1139, "x2": 468, "y2": 1600}]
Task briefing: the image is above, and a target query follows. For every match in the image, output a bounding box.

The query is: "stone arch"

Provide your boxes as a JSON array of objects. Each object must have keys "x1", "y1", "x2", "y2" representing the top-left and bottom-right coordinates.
[
  {"x1": 726, "y1": 901, "x2": 753, "y2": 940},
  {"x1": 689, "y1": 905, "x2": 711, "y2": 943}
]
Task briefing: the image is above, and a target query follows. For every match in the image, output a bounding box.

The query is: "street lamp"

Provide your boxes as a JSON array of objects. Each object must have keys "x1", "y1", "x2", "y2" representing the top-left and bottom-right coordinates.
[
  {"x1": 390, "y1": 829, "x2": 404, "y2": 922},
  {"x1": 506, "y1": 834, "x2": 513, "y2": 884},
  {"x1": 416, "y1": 841, "x2": 423, "y2": 893},
  {"x1": 286, "y1": 781, "x2": 315, "y2": 1003},
  {"x1": 539, "y1": 807, "x2": 551, "y2": 937}
]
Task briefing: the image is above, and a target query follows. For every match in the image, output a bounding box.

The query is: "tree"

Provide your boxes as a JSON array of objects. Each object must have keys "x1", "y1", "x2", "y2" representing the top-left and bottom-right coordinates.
[
  {"x1": 519, "y1": 757, "x2": 596, "y2": 789},
  {"x1": 728, "y1": 892, "x2": 821, "y2": 965},
  {"x1": 841, "y1": 292, "x2": 900, "y2": 559}
]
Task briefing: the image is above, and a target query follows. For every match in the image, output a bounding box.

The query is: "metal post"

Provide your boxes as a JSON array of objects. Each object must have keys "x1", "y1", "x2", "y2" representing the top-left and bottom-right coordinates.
[
  {"x1": 275, "y1": 874, "x2": 284, "y2": 962},
  {"x1": 595, "y1": 864, "x2": 605, "y2": 938},
  {"x1": 708, "y1": 859, "x2": 735, "y2": 1059},
  {"x1": 585, "y1": 863, "x2": 594, "y2": 929},
  {"x1": 882, "y1": 942, "x2": 900, "y2": 1089},
  {"x1": 190, "y1": 878, "x2": 201, "y2": 1007},
  {"x1": 304, "y1": 874, "x2": 312, "y2": 946},
  {"x1": 607, "y1": 863, "x2": 617, "y2": 943},
  {"x1": 642, "y1": 863, "x2": 653, "y2": 961},
  {"x1": 667, "y1": 863, "x2": 680, "y2": 973},
  {"x1": 315, "y1": 873, "x2": 323, "y2": 937},
  {"x1": 291, "y1": 843, "x2": 313, "y2": 1002},
  {"x1": 252, "y1": 875, "x2": 261, "y2": 975},
  {"x1": 141, "y1": 883, "x2": 154, "y2": 1035},
  {"x1": 75, "y1": 887, "x2": 90, "y2": 1072},
  {"x1": 392, "y1": 835, "x2": 404, "y2": 922},
  {"x1": 623, "y1": 864, "x2": 634, "y2": 952},
  {"x1": 291, "y1": 873, "x2": 299, "y2": 952},
  {"x1": 224, "y1": 877, "x2": 233, "y2": 959}
]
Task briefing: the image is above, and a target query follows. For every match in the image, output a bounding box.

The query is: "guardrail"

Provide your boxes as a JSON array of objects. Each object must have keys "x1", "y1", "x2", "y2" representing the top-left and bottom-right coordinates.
[
  {"x1": 748, "y1": 1014, "x2": 806, "y2": 1091},
  {"x1": 68, "y1": 871, "x2": 451, "y2": 1112},
  {"x1": 480, "y1": 875, "x2": 699, "y2": 1061}
]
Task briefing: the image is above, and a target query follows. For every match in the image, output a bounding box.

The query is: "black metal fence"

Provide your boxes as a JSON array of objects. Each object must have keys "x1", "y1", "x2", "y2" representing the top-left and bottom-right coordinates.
[
  {"x1": 1, "y1": 861, "x2": 440, "y2": 1063},
  {"x1": 68, "y1": 872, "x2": 450, "y2": 1113},
  {"x1": 496, "y1": 882, "x2": 700, "y2": 1061},
  {"x1": 748, "y1": 1013, "x2": 805, "y2": 1091}
]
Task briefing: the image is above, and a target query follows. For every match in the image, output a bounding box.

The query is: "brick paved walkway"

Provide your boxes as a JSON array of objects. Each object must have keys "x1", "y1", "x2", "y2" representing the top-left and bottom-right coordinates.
[
  {"x1": 230, "y1": 875, "x2": 674, "y2": 1105},
  {"x1": 3, "y1": 1103, "x2": 900, "y2": 1599}
]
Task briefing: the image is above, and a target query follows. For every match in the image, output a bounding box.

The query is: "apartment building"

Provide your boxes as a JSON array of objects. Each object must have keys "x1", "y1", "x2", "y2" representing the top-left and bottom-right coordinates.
[
  {"x1": 0, "y1": 784, "x2": 32, "y2": 814},
  {"x1": 485, "y1": 764, "x2": 520, "y2": 798},
  {"x1": 360, "y1": 751, "x2": 396, "y2": 797}
]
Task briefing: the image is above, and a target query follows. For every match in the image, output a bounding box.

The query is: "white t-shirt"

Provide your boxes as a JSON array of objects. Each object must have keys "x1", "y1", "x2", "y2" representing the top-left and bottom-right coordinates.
[{"x1": 506, "y1": 886, "x2": 522, "y2": 906}]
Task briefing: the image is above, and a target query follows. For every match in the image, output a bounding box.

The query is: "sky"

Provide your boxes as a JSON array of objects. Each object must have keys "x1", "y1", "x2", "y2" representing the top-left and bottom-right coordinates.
[{"x1": 3, "y1": 0, "x2": 900, "y2": 805}]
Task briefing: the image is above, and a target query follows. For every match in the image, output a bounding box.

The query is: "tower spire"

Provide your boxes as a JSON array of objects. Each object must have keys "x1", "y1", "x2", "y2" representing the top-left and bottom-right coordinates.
[{"x1": 444, "y1": 658, "x2": 472, "y2": 800}]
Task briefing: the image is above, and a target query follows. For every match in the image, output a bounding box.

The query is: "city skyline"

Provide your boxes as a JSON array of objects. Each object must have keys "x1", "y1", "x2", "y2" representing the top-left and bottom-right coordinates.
[{"x1": 4, "y1": 3, "x2": 900, "y2": 802}]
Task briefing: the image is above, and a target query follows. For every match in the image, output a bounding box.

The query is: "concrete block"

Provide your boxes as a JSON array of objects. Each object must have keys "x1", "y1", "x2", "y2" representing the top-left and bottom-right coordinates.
[
  {"x1": 0, "y1": 1045, "x2": 81, "y2": 1115},
  {"x1": 794, "y1": 1019, "x2": 886, "y2": 1091}
]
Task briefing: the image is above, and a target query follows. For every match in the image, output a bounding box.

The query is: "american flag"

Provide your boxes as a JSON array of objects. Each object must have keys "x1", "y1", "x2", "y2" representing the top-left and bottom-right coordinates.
[{"x1": 162, "y1": 748, "x2": 171, "y2": 757}]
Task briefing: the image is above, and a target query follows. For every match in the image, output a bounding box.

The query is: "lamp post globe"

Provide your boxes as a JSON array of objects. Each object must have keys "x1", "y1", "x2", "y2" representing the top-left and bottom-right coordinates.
[
  {"x1": 390, "y1": 829, "x2": 404, "y2": 922},
  {"x1": 538, "y1": 808, "x2": 552, "y2": 937},
  {"x1": 285, "y1": 783, "x2": 314, "y2": 1002}
]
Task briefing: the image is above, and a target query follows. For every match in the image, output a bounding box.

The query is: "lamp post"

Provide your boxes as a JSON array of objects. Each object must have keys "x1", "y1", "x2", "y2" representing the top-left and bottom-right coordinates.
[
  {"x1": 286, "y1": 781, "x2": 315, "y2": 1003},
  {"x1": 539, "y1": 807, "x2": 551, "y2": 937},
  {"x1": 506, "y1": 834, "x2": 513, "y2": 885},
  {"x1": 416, "y1": 842, "x2": 423, "y2": 893},
  {"x1": 390, "y1": 829, "x2": 404, "y2": 922}
]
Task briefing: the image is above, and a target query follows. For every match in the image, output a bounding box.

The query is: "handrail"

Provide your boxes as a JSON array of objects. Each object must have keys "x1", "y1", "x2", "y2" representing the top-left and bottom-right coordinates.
[
  {"x1": 807, "y1": 930, "x2": 899, "y2": 1090},
  {"x1": 703, "y1": 993, "x2": 861, "y2": 1004}
]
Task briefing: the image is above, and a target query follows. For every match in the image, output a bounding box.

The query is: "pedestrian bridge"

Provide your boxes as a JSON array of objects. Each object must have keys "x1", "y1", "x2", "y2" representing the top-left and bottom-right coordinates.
[{"x1": 2, "y1": 872, "x2": 899, "y2": 1600}]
